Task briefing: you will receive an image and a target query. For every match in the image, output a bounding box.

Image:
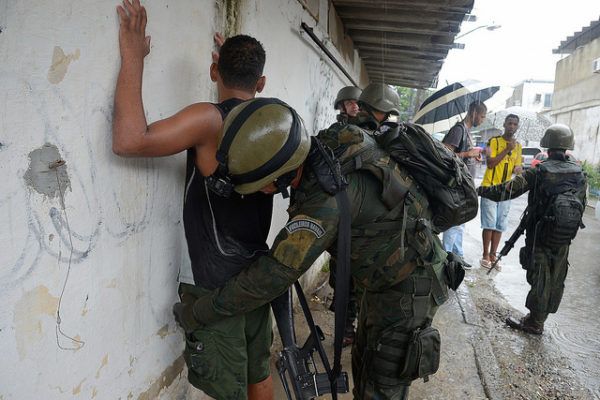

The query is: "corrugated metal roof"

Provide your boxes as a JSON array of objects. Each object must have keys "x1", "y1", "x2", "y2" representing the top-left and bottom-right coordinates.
[
  {"x1": 553, "y1": 18, "x2": 600, "y2": 54},
  {"x1": 332, "y1": 0, "x2": 474, "y2": 88}
]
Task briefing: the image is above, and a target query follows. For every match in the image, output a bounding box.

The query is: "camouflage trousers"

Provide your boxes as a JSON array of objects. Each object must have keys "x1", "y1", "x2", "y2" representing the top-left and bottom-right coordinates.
[
  {"x1": 351, "y1": 268, "x2": 440, "y2": 400},
  {"x1": 521, "y1": 244, "x2": 570, "y2": 322}
]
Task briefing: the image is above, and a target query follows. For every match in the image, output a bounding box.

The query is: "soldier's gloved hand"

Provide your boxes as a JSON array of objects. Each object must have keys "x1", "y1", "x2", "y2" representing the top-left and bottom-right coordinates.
[
  {"x1": 173, "y1": 301, "x2": 202, "y2": 334},
  {"x1": 444, "y1": 252, "x2": 468, "y2": 290}
]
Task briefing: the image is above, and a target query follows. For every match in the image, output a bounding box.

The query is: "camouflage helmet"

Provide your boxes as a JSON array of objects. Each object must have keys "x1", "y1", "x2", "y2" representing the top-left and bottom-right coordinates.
[
  {"x1": 358, "y1": 83, "x2": 400, "y2": 115},
  {"x1": 540, "y1": 123, "x2": 575, "y2": 150},
  {"x1": 334, "y1": 86, "x2": 362, "y2": 109},
  {"x1": 217, "y1": 98, "x2": 310, "y2": 195}
]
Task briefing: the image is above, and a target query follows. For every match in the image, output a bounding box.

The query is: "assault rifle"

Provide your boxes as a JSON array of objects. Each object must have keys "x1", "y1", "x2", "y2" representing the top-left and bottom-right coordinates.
[
  {"x1": 488, "y1": 206, "x2": 529, "y2": 275},
  {"x1": 271, "y1": 283, "x2": 349, "y2": 400}
]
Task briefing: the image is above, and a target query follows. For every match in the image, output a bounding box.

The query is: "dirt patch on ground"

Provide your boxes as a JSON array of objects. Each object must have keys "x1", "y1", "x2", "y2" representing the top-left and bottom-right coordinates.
[{"x1": 466, "y1": 270, "x2": 592, "y2": 399}]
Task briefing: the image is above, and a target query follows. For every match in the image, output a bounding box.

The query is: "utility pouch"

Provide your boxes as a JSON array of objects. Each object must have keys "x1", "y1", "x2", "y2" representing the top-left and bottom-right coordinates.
[
  {"x1": 369, "y1": 324, "x2": 441, "y2": 387},
  {"x1": 183, "y1": 331, "x2": 219, "y2": 382},
  {"x1": 399, "y1": 326, "x2": 441, "y2": 382}
]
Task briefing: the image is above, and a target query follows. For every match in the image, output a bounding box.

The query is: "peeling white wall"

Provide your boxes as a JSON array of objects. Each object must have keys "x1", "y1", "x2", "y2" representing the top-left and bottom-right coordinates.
[{"x1": 0, "y1": 1, "x2": 365, "y2": 399}]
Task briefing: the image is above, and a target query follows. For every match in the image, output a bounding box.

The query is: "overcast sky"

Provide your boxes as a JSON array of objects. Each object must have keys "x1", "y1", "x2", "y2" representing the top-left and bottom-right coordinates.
[{"x1": 436, "y1": 0, "x2": 600, "y2": 111}]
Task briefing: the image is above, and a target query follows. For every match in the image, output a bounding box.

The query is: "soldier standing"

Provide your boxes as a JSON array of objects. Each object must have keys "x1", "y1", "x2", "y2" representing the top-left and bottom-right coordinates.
[
  {"x1": 176, "y1": 90, "x2": 461, "y2": 400},
  {"x1": 478, "y1": 124, "x2": 587, "y2": 334}
]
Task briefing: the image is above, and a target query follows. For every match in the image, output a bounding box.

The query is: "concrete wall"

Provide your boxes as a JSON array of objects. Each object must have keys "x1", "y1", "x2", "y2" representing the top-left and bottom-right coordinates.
[
  {"x1": 0, "y1": 0, "x2": 366, "y2": 399},
  {"x1": 551, "y1": 37, "x2": 600, "y2": 164}
]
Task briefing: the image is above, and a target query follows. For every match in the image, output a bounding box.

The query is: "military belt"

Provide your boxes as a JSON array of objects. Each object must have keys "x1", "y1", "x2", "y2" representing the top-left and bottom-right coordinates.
[{"x1": 392, "y1": 277, "x2": 432, "y2": 296}]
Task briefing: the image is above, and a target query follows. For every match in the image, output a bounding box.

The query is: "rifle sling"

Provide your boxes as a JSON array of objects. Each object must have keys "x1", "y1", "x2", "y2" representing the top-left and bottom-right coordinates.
[{"x1": 330, "y1": 190, "x2": 352, "y2": 398}]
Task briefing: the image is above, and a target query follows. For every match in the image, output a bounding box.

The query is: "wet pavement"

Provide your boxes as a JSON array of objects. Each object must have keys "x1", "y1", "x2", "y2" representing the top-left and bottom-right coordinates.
[{"x1": 462, "y1": 169, "x2": 600, "y2": 399}]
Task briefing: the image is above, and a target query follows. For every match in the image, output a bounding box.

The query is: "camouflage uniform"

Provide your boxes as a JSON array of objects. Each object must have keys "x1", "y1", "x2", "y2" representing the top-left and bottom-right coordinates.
[
  {"x1": 193, "y1": 124, "x2": 450, "y2": 399},
  {"x1": 479, "y1": 157, "x2": 586, "y2": 327}
]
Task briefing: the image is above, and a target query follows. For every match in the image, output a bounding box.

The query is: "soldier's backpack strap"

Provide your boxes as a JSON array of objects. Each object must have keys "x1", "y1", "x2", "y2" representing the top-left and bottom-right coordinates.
[{"x1": 305, "y1": 137, "x2": 353, "y2": 398}]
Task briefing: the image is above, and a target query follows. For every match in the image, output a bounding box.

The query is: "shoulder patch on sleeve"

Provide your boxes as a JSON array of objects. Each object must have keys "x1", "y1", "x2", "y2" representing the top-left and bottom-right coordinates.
[{"x1": 285, "y1": 216, "x2": 326, "y2": 238}]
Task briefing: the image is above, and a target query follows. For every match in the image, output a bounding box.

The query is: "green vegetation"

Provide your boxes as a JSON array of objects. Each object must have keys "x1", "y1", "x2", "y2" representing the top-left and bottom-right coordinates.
[
  {"x1": 394, "y1": 86, "x2": 434, "y2": 122},
  {"x1": 582, "y1": 162, "x2": 600, "y2": 191}
]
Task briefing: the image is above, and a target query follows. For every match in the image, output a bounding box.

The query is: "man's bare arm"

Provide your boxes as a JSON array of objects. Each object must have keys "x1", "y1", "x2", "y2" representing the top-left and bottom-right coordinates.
[
  {"x1": 112, "y1": 0, "x2": 221, "y2": 159},
  {"x1": 444, "y1": 143, "x2": 480, "y2": 159}
]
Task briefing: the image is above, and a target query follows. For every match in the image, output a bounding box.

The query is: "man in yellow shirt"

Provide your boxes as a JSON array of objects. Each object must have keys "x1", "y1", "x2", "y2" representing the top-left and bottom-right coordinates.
[{"x1": 480, "y1": 114, "x2": 523, "y2": 269}]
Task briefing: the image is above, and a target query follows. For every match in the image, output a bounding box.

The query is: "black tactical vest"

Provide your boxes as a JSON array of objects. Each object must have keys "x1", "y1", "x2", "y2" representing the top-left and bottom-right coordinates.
[{"x1": 183, "y1": 98, "x2": 273, "y2": 290}]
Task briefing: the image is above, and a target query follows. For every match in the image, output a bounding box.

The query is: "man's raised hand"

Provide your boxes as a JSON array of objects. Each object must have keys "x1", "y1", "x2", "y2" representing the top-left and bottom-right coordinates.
[
  {"x1": 117, "y1": 0, "x2": 151, "y2": 59},
  {"x1": 211, "y1": 32, "x2": 225, "y2": 64}
]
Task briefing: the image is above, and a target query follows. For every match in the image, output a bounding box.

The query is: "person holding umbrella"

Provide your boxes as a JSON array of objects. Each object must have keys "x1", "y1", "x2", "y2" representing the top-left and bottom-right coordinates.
[{"x1": 440, "y1": 100, "x2": 487, "y2": 258}]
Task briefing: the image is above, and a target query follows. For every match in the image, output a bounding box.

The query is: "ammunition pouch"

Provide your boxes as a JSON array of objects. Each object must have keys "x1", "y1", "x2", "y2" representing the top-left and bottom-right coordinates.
[{"x1": 369, "y1": 323, "x2": 441, "y2": 387}]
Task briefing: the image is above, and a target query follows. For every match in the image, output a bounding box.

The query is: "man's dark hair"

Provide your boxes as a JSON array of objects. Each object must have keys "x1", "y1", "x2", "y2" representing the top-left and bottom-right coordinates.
[
  {"x1": 218, "y1": 35, "x2": 266, "y2": 92},
  {"x1": 505, "y1": 113, "x2": 520, "y2": 123},
  {"x1": 468, "y1": 100, "x2": 487, "y2": 115}
]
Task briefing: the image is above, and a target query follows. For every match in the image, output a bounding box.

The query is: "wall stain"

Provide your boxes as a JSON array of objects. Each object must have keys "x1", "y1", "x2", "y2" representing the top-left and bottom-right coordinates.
[
  {"x1": 91, "y1": 387, "x2": 98, "y2": 398},
  {"x1": 223, "y1": 0, "x2": 241, "y2": 37},
  {"x1": 81, "y1": 295, "x2": 89, "y2": 316},
  {"x1": 47, "y1": 46, "x2": 80, "y2": 84},
  {"x1": 72, "y1": 378, "x2": 85, "y2": 395},
  {"x1": 13, "y1": 285, "x2": 59, "y2": 360},
  {"x1": 156, "y1": 324, "x2": 169, "y2": 339},
  {"x1": 136, "y1": 356, "x2": 185, "y2": 400},
  {"x1": 24, "y1": 143, "x2": 71, "y2": 200},
  {"x1": 95, "y1": 354, "x2": 108, "y2": 378}
]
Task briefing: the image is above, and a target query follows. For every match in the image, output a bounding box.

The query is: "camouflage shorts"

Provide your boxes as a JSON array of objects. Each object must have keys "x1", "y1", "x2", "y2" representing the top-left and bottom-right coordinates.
[{"x1": 178, "y1": 283, "x2": 272, "y2": 400}]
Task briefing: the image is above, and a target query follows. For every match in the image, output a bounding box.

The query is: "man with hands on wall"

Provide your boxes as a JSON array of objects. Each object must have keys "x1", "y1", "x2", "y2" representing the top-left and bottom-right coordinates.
[{"x1": 113, "y1": 1, "x2": 274, "y2": 398}]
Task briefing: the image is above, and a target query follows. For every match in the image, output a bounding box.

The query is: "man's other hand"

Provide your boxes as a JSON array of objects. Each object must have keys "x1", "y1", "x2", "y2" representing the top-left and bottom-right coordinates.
[
  {"x1": 506, "y1": 140, "x2": 516, "y2": 152},
  {"x1": 173, "y1": 301, "x2": 201, "y2": 333},
  {"x1": 211, "y1": 32, "x2": 225, "y2": 64},
  {"x1": 467, "y1": 147, "x2": 482, "y2": 158},
  {"x1": 117, "y1": 0, "x2": 151, "y2": 59}
]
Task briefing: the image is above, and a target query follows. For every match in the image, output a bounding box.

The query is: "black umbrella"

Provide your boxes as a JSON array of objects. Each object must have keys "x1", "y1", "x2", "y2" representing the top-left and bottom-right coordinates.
[{"x1": 413, "y1": 80, "x2": 499, "y2": 125}]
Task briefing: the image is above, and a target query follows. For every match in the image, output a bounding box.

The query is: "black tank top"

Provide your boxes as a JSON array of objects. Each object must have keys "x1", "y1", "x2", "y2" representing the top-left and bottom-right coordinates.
[{"x1": 183, "y1": 98, "x2": 273, "y2": 289}]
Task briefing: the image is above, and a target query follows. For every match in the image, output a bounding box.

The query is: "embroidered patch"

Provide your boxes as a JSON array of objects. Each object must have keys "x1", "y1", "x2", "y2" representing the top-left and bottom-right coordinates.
[{"x1": 285, "y1": 217, "x2": 326, "y2": 238}]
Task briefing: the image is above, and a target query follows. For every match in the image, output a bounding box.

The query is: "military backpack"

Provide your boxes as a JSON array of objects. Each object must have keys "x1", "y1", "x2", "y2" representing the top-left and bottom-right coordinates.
[
  {"x1": 535, "y1": 161, "x2": 586, "y2": 246},
  {"x1": 374, "y1": 122, "x2": 478, "y2": 233}
]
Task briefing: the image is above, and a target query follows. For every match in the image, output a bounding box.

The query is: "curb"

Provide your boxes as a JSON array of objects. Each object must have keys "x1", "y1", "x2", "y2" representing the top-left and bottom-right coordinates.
[{"x1": 456, "y1": 284, "x2": 505, "y2": 400}]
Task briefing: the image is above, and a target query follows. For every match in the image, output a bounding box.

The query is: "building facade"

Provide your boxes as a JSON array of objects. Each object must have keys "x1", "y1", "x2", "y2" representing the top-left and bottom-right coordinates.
[
  {"x1": 505, "y1": 79, "x2": 554, "y2": 113},
  {"x1": 551, "y1": 19, "x2": 600, "y2": 164}
]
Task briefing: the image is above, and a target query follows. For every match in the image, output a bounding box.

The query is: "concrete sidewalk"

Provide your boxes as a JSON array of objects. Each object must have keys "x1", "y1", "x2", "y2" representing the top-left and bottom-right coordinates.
[{"x1": 270, "y1": 273, "x2": 502, "y2": 400}]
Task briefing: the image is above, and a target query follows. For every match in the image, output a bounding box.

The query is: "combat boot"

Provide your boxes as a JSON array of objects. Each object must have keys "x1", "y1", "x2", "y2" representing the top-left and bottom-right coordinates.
[{"x1": 506, "y1": 314, "x2": 544, "y2": 335}]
